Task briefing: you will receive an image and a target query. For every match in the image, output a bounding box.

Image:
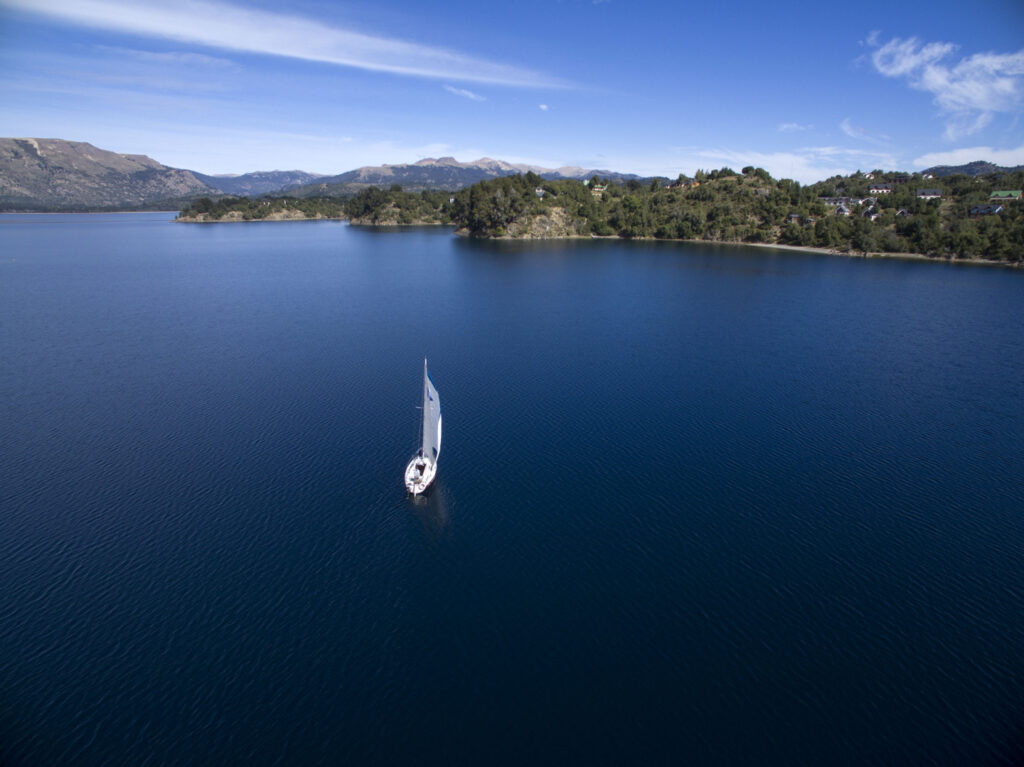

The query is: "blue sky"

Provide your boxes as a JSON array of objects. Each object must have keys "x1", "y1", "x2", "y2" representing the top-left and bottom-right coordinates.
[{"x1": 1, "y1": 0, "x2": 1022, "y2": 182}]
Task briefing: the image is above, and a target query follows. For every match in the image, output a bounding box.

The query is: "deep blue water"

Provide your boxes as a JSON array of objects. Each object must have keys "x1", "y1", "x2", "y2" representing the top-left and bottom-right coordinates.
[{"x1": 2, "y1": 213, "x2": 1023, "y2": 765}]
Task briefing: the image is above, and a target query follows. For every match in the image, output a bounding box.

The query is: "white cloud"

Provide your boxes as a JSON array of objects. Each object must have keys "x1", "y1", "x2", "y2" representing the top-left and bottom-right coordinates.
[
  {"x1": 539, "y1": 104, "x2": 549, "y2": 111},
  {"x1": 869, "y1": 35, "x2": 1024, "y2": 139},
  {"x1": 443, "y1": 85, "x2": 485, "y2": 101},
  {"x1": 912, "y1": 144, "x2": 1024, "y2": 169},
  {"x1": 840, "y1": 118, "x2": 866, "y2": 139},
  {"x1": 872, "y1": 37, "x2": 957, "y2": 77},
  {"x1": 0, "y1": 0, "x2": 566, "y2": 88},
  {"x1": 778, "y1": 122, "x2": 812, "y2": 132},
  {"x1": 840, "y1": 117, "x2": 888, "y2": 144},
  {"x1": 94, "y1": 45, "x2": 237, "y2": 68}
]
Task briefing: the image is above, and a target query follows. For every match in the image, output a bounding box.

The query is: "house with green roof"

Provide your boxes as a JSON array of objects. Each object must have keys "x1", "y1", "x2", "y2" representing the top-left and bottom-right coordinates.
[{"x1": 989, "y1": 190, "x2": 1021, "y2": 202}]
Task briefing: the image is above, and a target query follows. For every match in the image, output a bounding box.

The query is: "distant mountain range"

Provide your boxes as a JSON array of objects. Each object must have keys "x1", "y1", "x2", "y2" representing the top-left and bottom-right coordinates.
[
  {"x1": 191, "y1": 169, "x2": 324, "y2": 196},
  {"x1": 0, "y1": 138, "x2": 328, "y2": 210},
  {"x1": 2, "y1": 137, "x2": 1019, "y2": 211},
  {"x1": 0, "y1": 138, "x2": 215, "y2": 210},
  {"x1": 0, "y1": 139, "x2": 649, "y2": 210},
  {"x1": 287, "y1": 156, "x2": 643, "y2": 198},
  {"x1": 921, "y1": 161, "x2": 1024, "y2": 178}
]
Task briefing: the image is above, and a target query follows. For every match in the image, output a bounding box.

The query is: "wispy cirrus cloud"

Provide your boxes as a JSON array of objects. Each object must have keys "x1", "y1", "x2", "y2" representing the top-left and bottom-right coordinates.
[
  {"x1": 840, "y1": 117, "x2": 888, "y2": 144},
  {"x1": 443, "y1": 85, "x2": 485, "y2": 101},
  {"x1": 94, "y1": 45, "x2": 237, "y2": 69},
  {"x1": 868, "y1": 34, "x2": 1024, "y2": 139},
  {"x1": 0, "y1": 0, "x2": 567, "y2": 88},
  {"x1": 778, "y1": 122, "x2": 813, "y2": 132}
]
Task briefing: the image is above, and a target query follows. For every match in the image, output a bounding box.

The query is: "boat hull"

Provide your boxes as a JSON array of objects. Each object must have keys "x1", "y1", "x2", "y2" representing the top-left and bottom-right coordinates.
[{"x1": 404, "y1": 456, "x2": 437, "y2": 495}]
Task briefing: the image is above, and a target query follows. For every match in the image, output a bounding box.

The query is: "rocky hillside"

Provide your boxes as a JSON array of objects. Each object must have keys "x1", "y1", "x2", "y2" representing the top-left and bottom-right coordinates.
[
  {"x1": 289, "y1": 156, "x2": 643, "y2": 197},
  {"x1": 0, "y1": 138, "x2": 217, "y2": 210}
]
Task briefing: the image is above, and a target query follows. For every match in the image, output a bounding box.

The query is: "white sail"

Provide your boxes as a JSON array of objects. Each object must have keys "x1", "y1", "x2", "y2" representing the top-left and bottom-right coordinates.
[
  {"x1": 406, "y1": 359, "x2": 441, "y2": 494},
  {"x1": 421, "y1": 360, "x2": 441, "y2": 461}
]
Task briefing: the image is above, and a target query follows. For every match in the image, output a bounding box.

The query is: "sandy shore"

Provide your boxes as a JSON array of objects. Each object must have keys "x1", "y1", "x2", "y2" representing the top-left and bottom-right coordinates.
[
  {"x1": 471, "y1": 231, "x2": 1017, "y2": 267},
  {"x1": 720, "y1": 240, "x2": 1017, "y2": 268}
]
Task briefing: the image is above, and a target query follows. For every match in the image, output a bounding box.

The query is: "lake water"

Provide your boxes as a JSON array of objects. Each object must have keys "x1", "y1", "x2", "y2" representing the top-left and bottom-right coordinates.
[{"x1": 2, "y1": 213, "x2": 1023, "y2": 765}]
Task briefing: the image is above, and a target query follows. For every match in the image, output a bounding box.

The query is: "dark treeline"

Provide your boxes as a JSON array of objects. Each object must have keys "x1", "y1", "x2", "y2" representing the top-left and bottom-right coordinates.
[
  {"x1": 178, "y1": 169, "x2": 1024, "y2": 260},
  {"x1": 178, "y1": 196, "x2": 347, "y2": 220},
  {"x1": 344, "y1": 186, "x2": 453, "y2": 224},
  {"x1": 350, "y1": 168, "x2": 1024, "y2": 261}
]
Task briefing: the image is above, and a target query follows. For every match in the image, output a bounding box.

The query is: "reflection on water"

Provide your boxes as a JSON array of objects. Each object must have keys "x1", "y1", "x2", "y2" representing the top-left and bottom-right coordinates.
[{"x1": 408, "y1": 481, "x2": 451, "y2": 540}]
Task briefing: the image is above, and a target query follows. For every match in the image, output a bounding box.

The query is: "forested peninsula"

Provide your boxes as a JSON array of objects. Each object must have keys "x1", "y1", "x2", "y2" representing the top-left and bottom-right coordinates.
[
  {"x1": 177, "y1": 167, "x2": 1023, "y2": 262},
  {"x1": 352, "y1": 168, "x2": 1024, "y2": 262},
  {"x1": 176, "y1": 196, "x2": 346, "y2": 222}
]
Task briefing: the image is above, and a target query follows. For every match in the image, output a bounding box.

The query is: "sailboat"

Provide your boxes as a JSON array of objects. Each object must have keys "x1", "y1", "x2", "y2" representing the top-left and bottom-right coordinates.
[{"x1": 404, "y1": 359, "x2": 442, "y2": 495}]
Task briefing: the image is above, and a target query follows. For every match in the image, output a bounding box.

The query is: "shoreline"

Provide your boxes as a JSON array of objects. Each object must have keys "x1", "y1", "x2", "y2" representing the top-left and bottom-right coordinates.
[
  {"x1": 468, "y1": 229, "x2": 1016, "y2": 268},
  {"x1": 9, "y1": 211, "x2": 1013, "y2": 267},
  {"x1": 348, "y1": 219, "x2": 447, "y2": 227},
  {"x1": 175, "y1": 215, "x2": 347, "y2": 223},
  {"x1": 2, "y1": 209, "x2": 181, "y2": 215},
  {"x1": 711, "y1": 240, "x2": 1017, "y2": 268}
]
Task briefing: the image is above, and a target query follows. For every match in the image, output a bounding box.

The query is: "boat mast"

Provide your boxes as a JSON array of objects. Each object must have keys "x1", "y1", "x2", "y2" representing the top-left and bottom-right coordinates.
[{"x1": 419, "y1": 358, "x2": 427, "y2": 458}]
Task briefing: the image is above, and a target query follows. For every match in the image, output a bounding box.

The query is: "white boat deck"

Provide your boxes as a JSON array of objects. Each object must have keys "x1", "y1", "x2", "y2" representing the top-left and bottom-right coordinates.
[{"x1": 404, "y1": 456, "x2": 437, "y2": 494}]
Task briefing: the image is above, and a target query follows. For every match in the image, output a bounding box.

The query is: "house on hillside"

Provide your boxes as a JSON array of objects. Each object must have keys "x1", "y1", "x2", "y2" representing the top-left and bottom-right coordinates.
[
  {"x1": 535, "y1": 187, "x2": 546, "y2": 198},
  {"x1": 590, "y1": 184, "x2": 608, "y2": 199},
  {"x1": 786, "y1": 214, "x2": 802, "y2": 225},
  {"x1": 922, "y1": 173, "x2": 935, "y2": 180},
  {"x1": 835, "y1": 204, "x2": 851, "y2": 216},
  {"x1": 869, "y1": 183, "x2": 892, "y2": 194},
  {"x1": 896, "y1": 209, "x2": 909, "y2": 218},
  {"x1": 989, "y1": 190, "x2": 1022, "y2": 202},
  {"x1": 893, "y1": 174, "x2": 910, "y2": 184},
  {"x1": 970, "y1": 204, "x2": 1003, "y2": 218},
  {"x1": 917, "y1": 189, "x2": 942, "y2": 200},
  {"x1": 820, "y1": 196, "x2": 862, "y2": 207}
]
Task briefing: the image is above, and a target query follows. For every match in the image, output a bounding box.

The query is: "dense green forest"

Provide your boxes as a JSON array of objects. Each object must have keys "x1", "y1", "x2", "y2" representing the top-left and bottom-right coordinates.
[
  {"x1": 347, "y1": 168, "x2": 1024, "y2": 261},
  {"x1": 178, "y1": 169, "x2": 1024, "y2": 261},
  {"x1": 343, "y1": 186, "x2": 453, "y2": 224},
  {"x1": 177, "y1": 196, "x2": 346, "y2": 221}
]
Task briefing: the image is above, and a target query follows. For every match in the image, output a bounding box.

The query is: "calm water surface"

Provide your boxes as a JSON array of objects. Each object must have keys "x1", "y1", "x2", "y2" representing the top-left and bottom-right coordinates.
[{"x1": 2, "y1": 213, "x2": 1023, "y2": 765}]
